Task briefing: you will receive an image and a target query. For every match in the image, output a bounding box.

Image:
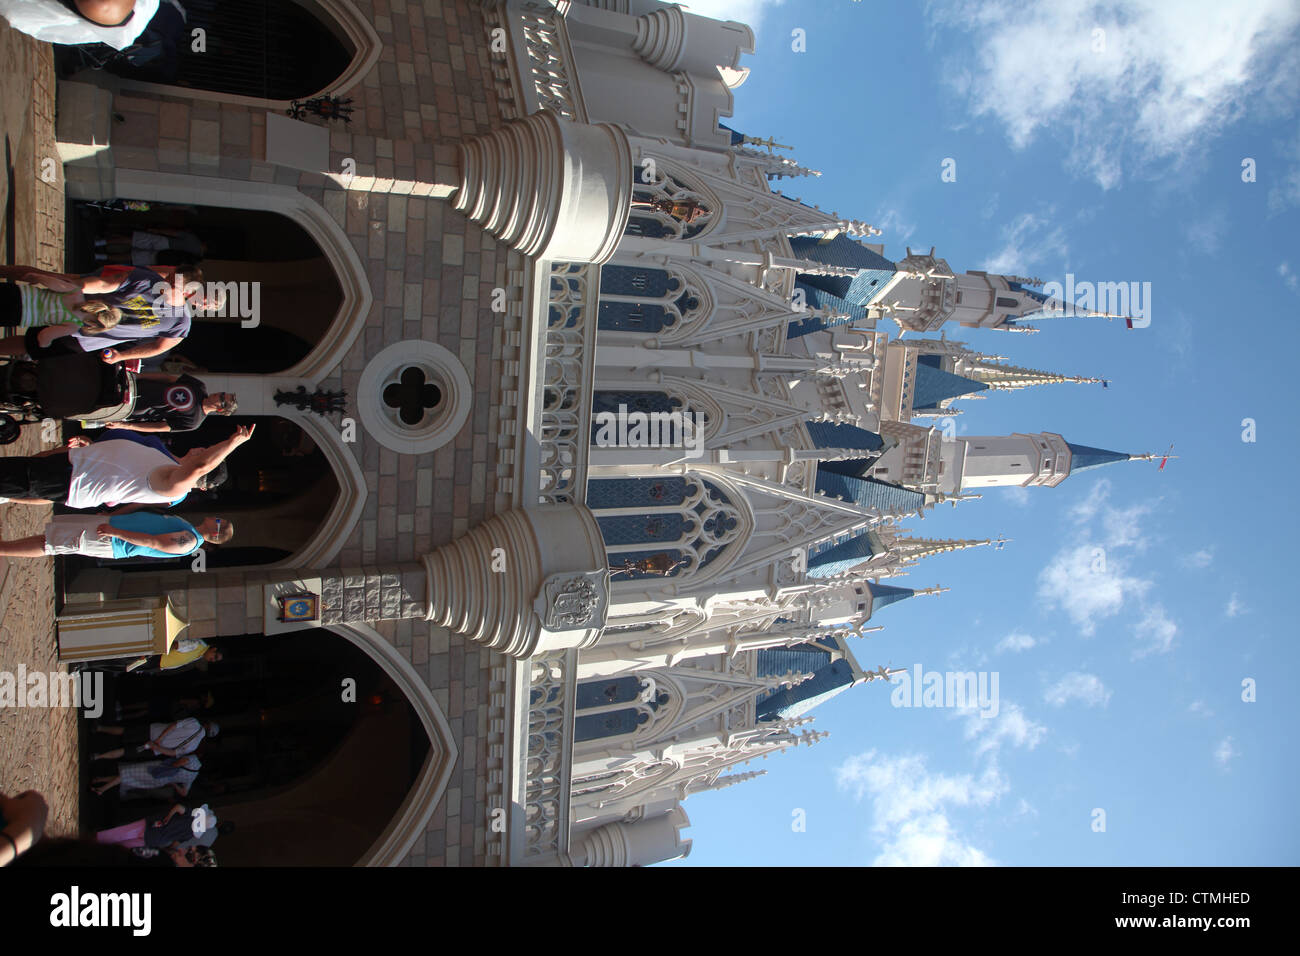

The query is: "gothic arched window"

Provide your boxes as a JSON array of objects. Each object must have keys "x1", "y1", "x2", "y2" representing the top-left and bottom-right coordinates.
[
  {"x1": 626, "y1": 167, "x2": 715, "y2": 240},
  {"x1": 589, "y1": 477, "x2": 743, "y2": 582},
  {"x1": 597, "y1": 266, "x2": 703, "y2": 333},
  {"x1": 573, "y1": 677, "x2": 674, "y2": 744}
]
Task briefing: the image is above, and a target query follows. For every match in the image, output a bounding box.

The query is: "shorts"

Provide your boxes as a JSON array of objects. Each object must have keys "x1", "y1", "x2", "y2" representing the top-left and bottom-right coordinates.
[
  {"x1": 0, "y1": 453, "x2": 73, "y2": 500},
  {"x1": 43, "y1": 515, "x2": 114, "y2": 557},
  {"x1": 0, "y1": 283, "x2": 19, "y2": 324},
  {"x1": 23, "y1": 325, "x2": 86, "y2": 359},
  {"x1": 132, "y1": 232, "x2": 171, "y2": 253}
]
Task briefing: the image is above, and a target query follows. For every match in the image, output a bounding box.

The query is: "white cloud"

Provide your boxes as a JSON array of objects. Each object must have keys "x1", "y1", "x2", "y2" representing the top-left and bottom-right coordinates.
[
  {"x1": 930, "y1": 0, "x2": 1300, "y2": 188},
  {"x1": 1040, "y1": 481, "x2": 1176, "y2": 644},
  {"x1": 961, "y1": 701, "x2": 1047, "y2": 756},
  {"x1": 1214, "y1": 736, "x2": 1238, "y2": 770},
  {"x1": 1181, "y1": 548, "x2": 1214, "y2": 570},
  {"x1": 679, "y1": 0, "x2": 785, "y2": 33},
  {"x1": 873, "y1": 814, "x2": 996, "y2": 866},
  {"x1": 996, "y1": 631, "x2": 1038, "y2": 654},
  {"x1": 1044, "y1": 671, "x2": 1111, "y2": 708},
  {"x1": 1068, "y1": 479, "x2": 1111, "y2": 523},
  {"x1": 1281, "y1": 263, "x2": 1300, "y2": 292},
  {"x1": 1225, "y1": 592, "x2": 1247, "y2": 618},
  {"x1": 835, "y1": 751, "x2": 1002, "y2": 866},
  {"x1": 873, "y1": 207, "x2": 917, "y2": 243},
  {"x1": 1101, "y1": 500, "x2": 1156, "y2": 551},
  {"x1": 1133, "y1": 602, "x2": 1178, "y2": 658},
  {"x1": 981, "y1": 210, "x2": 1068, "y2": 273},
  {"x1": 1188, "y1": 699, "x2": 1214, "y2": 718},
  {"x1": 1038, "y1": 542, "x2": 1152, "y2": 636},
  {"x1": 1004, "y1": 485, "x2": 1031, "y2": 507}
]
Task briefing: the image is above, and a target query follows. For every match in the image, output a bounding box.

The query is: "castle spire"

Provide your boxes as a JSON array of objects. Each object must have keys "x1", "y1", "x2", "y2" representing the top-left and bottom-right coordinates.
[{"x1": 959, "y1": 357, "x2": 1105, "y2": 391}]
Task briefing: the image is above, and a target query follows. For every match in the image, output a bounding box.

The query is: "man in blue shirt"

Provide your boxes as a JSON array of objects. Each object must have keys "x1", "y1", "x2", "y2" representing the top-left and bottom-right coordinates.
[{"x1": 0, "y1": 509, "x2": 232, "y2": 559}]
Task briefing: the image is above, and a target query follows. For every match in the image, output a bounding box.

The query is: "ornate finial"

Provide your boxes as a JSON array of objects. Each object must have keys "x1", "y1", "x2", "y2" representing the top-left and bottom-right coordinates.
[
  {"x1": 912, "y1": 585, "x2": 949, "y2": 597},
  {"x1": 286, "y1": 94, "x2": 355, "y2": 125},
  {"x1": 839, "y1": 219, "x2": 881, "y2": 238},
  {"x1": 274, "y1": 385, "x2": 349, "y2": 417}
]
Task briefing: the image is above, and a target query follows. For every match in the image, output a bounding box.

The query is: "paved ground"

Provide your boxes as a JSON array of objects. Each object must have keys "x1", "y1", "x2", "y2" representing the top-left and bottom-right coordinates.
[{"x1": 0, "y1": 18, "x2": 79, "y2": 840}]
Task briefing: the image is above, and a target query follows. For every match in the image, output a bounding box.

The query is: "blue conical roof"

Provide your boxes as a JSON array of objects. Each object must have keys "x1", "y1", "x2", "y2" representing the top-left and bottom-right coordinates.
[
  {"x1": 1067, "y1": 442, "x2": 1132, "y2": 473},
  {"x1": 912, "y1": 363, "x2": 989, "y2": 410},
  {"x1": 814, "y1": 471, "x2": 927, "y2": 515},
  {"x1": 756, "y1": 643, "x2": 833, "y2": 679},
  {"x1": 807, "y1": 531, "x2": 879, "y2": 578},
  {"x1": 790, "y1": 234, "x2": 895, "y2": 273},
  {"x1": 756, "y1": 658, "x2": 856, "y2": 721},
  {"x1": 868, "y1": 583, "x2": 916, "y2": 610},
  {"x1": 805, "y1": 420, "x2": 885, "y2": 452},
  {"x1": 786, "y1": 280, "x2": 869, "y2": 337}
]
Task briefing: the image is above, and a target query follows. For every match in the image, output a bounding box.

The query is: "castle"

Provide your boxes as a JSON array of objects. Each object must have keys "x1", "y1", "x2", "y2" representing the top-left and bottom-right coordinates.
[{"x1": 46, "y1": 0, "x2": 1148, "y2": 866}]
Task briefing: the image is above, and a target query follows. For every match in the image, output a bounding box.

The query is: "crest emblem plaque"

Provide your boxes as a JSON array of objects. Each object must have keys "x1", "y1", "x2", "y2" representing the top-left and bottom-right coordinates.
[{"x1": 535, "y1": 570, "x2": 609, "y2": 631}]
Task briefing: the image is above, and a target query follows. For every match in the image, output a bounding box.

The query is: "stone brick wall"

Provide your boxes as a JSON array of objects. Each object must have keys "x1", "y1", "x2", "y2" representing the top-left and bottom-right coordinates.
[{"x1": 97, "y1": 0, "x2": 521, "y2": 864}]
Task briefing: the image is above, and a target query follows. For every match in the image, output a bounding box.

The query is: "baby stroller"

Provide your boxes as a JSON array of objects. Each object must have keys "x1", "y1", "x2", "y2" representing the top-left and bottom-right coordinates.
[{"x1": 0, "y1": 352, "x2": 138, "y2": 445}]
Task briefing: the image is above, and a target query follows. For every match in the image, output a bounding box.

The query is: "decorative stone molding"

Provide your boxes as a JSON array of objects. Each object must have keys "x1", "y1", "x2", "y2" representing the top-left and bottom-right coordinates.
[
  {"x1": 355, "y1": 341, "x2": 473, "y2": 455},
  {"x1": 631, "y1": 5, "x2": 688, "y2": 72},
  {"x1": 480, "y1": 0, "x2": 590, "y2": 122},
  {"x1": 571, "y1": 806, "x2": 692, "y2": 866},
  {"x1": 521, "y1": 648, "x2": 578, "y2": 862},
  {"x1": 535, "y1": 571, "x2": 608, "y2": 630},
  {"x1": 422, "y1": 504, "x2": 611, "y2": 658},
  {"x1": 453, "y1": 111, "x2": 632, "y2": 264},
  {"x1": 632, "y1": 4, "x2": 754, "y2": 76},
  {"x1": 535, "y1": 261, "x2": 601, "y2": 504}
]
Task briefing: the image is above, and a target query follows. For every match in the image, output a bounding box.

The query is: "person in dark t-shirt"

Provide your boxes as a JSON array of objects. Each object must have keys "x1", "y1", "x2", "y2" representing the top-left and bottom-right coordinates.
[{"x1": 106, "y1": 373, "x2": 237, "y2": 433}]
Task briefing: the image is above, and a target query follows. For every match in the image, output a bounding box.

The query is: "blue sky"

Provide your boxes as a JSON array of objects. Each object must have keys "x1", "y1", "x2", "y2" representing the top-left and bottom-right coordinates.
[{"x1": 671, "y1": 0, "x2": 1300, "y2": 865}]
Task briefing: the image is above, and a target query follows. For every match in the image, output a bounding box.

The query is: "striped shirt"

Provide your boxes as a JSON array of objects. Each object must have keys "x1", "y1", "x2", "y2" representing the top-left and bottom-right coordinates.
[{"x1": 16, "y1": 286, "x2": 84, "y2": 330}]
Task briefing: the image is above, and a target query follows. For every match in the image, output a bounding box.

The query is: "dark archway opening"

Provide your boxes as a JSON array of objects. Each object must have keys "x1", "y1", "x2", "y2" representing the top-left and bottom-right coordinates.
[
  {"x1": 57, "y1": 0, "x2": 353, "y2": 101},
  {"x1": 80, "y1": 629, "x2": 432, "y2": 866}
]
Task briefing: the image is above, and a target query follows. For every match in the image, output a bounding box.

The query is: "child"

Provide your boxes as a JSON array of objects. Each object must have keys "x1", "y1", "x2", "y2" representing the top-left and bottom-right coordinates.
[
  {"x1": 1, "y1": 282, "x2": 122, "y2": 344},
  {"x1": 19, "y1": 288, "x2": 122, "y2": 334}
]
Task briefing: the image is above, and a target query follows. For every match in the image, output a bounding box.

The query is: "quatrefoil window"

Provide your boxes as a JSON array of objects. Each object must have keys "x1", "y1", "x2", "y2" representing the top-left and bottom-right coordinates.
[{"x1": 383, "y1": 367, "x2": 442, "y2": 425}]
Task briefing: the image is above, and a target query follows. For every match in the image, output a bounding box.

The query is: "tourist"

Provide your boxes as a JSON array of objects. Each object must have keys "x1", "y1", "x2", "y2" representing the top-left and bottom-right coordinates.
[
  {"x1": 92, "y1": 716, "x2": 219, "y2": 760},
  {"x1": 128, "y1": 639, "x2": 222, "y2": 675},
  {"x1": 115, "y1": 690, "x2": 215, "y2": 722},
  {"x1": 0, "y1": 281, "x2": 124, "y2": 338},
  {"x1": 105, "y1": 373, "x2": 237, "y2": 433},
  {"x1": 0, "y1": 425, "x2": 253, "y2": 508},
  {"x1": 0, "y1": 510, "x2": 231, "y2": 560},
  {"x1": 95, "y1": 801, "x2": 216, "y2": 851},
  {"x1": 90, "y1": 754, "x2": 201, "y2": 799},
  {"x1": 0, "y1": 263, "x2": 214, "y2": 363},
  {"x1": 180, "y1": 815, "x2": 233, "y2": 850},
  {"x1": 95, "y1": 228, "x2": 205, "y2": 267},
  {"x1": 0, "y1": 0, "x2": 158, "y2": 50}
]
